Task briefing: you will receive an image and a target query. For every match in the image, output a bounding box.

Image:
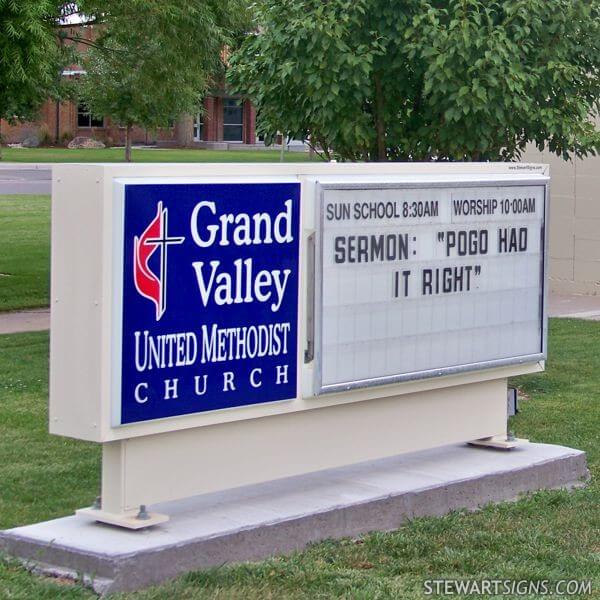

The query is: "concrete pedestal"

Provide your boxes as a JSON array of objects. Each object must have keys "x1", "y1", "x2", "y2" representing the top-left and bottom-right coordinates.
[{"x1": 0, "y1": 442, "x2": 588, "y2": 595}]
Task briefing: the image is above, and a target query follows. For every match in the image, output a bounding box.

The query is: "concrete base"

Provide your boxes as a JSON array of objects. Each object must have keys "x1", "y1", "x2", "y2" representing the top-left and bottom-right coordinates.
[{"x1": 0, "y1": 443, "x2": 588, "y2": 595}]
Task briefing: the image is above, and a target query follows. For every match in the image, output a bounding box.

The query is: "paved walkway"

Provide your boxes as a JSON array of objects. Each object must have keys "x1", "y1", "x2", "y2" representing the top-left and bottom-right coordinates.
[
  {"x1": 0, "y1": 308, "x2": 50, "y2": 334},
  {"x1": 0, "y1": 164, "x2": 51, "y2": 195},
  {"x1": 1, "y1": 294, "x2": 599, "y2": 336},
  {"x1": 548, "y1": 294, "x2": 600, "y2": 321}
]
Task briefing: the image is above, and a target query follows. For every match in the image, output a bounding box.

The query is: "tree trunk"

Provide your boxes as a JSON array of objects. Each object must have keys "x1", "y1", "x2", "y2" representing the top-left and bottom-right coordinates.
[
  {"x1": 125, "y1": 124, "x2": 132, "y2": 162},
  {"x1": 55, "y1": 100, "x2": 61, "y2": 144},
  {"x1": 373, "y1": 73, "x2": 386, "y2": 162},
  {"x1": 0, "y1": 120, "x2": 3, "y2": 161},
  {"x1": 176, "y1": 114, "x2": 194, "y2": 148}
]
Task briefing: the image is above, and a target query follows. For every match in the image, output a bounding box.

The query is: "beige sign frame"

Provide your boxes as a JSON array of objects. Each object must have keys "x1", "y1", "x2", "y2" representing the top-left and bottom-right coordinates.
[{"x1": 49, "y1": 162, "x2": 548, "y2": 525}]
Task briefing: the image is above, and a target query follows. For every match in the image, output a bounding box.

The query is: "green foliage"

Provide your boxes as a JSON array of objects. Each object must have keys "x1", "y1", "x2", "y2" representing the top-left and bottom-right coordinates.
[
  {"x1": 60, "y1": 130, "x2": 73, "y2": 146},
  {"x1": 77, "y1": 0, "x2": 251, "y2": 156},
  {"x1": 0, "y1": 0, "x2": 251, "y2": 160},
  {"x1": 229, "y1": 0, "x2": 600, "y2": 161},
  {"x1": 0, "y1": 0, "x2": 64, "y2": 123},
  {"x1": 38, "y1": 127, "x2": 53, "y2": 146}
]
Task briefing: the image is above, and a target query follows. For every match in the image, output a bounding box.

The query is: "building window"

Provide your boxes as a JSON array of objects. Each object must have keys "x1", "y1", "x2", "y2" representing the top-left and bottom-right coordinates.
[
  {"x1": 77, "y1": 103, "x2": 104, "y2": 128},
  {"x1": 193, "y1": 113, "x2": 203, "y2": 141},
  {"x1": 223, "y1": 98, "x2": 243, "y2": 142}
]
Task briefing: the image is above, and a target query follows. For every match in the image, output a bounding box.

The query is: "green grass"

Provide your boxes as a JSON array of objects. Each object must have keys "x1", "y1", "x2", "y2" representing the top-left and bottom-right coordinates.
[
  {"x1": 0, "y1": 147, "x2": 316, "y2": 163},
  {"x1": 0, "y1": 195, "x2": 50, "y2": 311},
  {"x1": 0, "y1": 333, "x2": 99, "y2": 599},
  {"x1": 0, "y1": 320, "x2": 598, "y2": 598}
]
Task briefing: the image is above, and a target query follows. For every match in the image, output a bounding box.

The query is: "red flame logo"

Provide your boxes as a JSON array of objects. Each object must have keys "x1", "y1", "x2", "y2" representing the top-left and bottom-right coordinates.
[{"x1": 133, "y1": 202, "x2": 184, "y2": 320}]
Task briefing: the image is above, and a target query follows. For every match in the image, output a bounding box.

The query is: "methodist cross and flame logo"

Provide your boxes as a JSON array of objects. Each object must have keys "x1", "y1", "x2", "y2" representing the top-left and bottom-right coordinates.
[{"x1": 133, "y1": 202, "x2": 184, "y2": 321}]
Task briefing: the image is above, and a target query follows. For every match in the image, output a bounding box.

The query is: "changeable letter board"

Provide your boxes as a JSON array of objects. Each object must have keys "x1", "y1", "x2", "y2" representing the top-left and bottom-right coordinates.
[
  {"x1": 315, "y1": 180, "x2": 547, "y2": 394},
  {"x1": 112, "y1": 181, "x2": 300, "y2": 425}
]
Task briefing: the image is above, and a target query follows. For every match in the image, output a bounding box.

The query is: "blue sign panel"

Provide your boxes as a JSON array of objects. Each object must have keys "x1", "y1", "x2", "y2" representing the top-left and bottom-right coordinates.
[{"x1": 118, "y1": 182, "x2": 300, "y2": 425}]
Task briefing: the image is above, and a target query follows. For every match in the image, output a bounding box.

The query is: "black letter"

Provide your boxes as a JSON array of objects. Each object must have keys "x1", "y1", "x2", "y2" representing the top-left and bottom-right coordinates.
[{"x1": 334, "y1": 237, "x2": 346, "y2": 263}]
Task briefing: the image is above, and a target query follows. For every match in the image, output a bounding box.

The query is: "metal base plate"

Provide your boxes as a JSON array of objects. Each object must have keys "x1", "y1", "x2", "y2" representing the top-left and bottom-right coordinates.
[
  {"x1": 468, "y1": 435, "x2": 529, "y2": 450},
  {"x1": 76, "y1": 507, "x2": 169, "y2": 530}
]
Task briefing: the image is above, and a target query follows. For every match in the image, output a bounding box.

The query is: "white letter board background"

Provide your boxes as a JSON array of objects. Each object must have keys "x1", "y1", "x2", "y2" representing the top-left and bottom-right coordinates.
[{"x1": 317, "y1": 183, "x2": 546, "y2": 391}]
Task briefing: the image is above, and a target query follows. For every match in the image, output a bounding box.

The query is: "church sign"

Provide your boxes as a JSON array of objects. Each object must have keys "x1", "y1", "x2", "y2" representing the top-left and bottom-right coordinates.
[
  {"x1": 49, "y1": 164, "x2": 549, "y2": 527},
  {"x1": 113, "y1": 181, "x2": 300, "y2": 425},
  {"x1": 315, "y1": 180, "x2": 546, "y2": 393}
]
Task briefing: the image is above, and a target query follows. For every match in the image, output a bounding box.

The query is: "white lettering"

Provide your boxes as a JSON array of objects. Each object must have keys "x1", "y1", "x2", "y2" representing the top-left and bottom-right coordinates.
[
  {"x1": 214, "y1": 271, "x2": 233, "y2": 305},
  {"x1": 273, "y1": 199, "x2": 293, "y2": 243},
  {"x1": 192, "y1": 259, "x2": 289, "y2": 312},
  {"x1": 271, "y1": 269, "x2": 291, "y2": 312},
  {"x1": 254, "y1": 270, "x2": 271, "y2": 302},
  {"x1": 194, "y1": 374, "x2": 208, "y2": 396},
  {"x1": 190, "y1": 201, "x2": 218, "y2": 247},
  {"x1": 191, "y1": 260, "x2": 220, "y2": 305},
  {"x1": 164, "y1": 378, "x2": 179, "y2": 400},
  {"x1": 134, "y1": 382, "x2": 148, "y2": 404},
  {"x1": 223, "y1": 371, "x2": 236, "y2": 391},
  {"x1": 276, "y1": 364, "x2": 289, "y2": 384},
  {"x1": 200, "y1": 322, "x2": 291, "y2": 363},
  {"x1": 219, "y1": 213, "x2": 234, "y2": 246},
  {"x1": 250, "y1": 368, "x2": 262, "y2": 388},
  {"x1": 233, "y1": 213, "x2": 252, "y2": 245},
  {"x1": 134, "y1": 331, "x2": 197, "y2": 372},
  {"x1": 189, "y1": 199, "x2": 294, "y2": 248},
  {"x1": 135, "y1": 331, "x2": 147, "y2": 371}
]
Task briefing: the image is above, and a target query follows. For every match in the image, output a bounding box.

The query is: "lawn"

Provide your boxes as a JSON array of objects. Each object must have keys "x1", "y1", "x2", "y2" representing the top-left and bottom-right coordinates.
[
  {"x1": 0, "y1": 319, "x2": 598, "y2": 599},
  {"x1": 0, "y1": 195, "x2": 50, "y2": 312},
  {"x1": 0, "y1": 147, "x2": 316, "y2": 163}
]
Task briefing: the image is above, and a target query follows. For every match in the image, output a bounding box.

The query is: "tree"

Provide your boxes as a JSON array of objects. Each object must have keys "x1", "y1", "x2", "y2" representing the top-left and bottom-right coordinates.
[
  {"x1": 0, "y1": 0, "x2": 65, "y2": 157},
  {"x1": 75, "y1": 0, "x2": 251, "y2": 161},
  {"x1": 228, "y1": 0, "x2": 600, "y2": 162}
]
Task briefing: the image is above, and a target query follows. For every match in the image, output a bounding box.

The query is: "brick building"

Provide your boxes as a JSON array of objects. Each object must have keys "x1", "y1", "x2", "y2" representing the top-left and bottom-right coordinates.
[
  {"x1": 1, "y1": 91, "x2": 256, "y2": 149},
  {"x1": 0, "y1": 25, "x2": 256, "y2": 148}
]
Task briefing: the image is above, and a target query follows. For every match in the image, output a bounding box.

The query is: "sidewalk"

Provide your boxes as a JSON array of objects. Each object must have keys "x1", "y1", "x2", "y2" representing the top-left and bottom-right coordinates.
[
  {"x1": 548, "y1": 294, "x2": 600, "y2": 320},
  {"x1": 1, "y1": 294, "x2": 599, "y2": 336},
  {"x1": 0, "y1": 163, "x2": 54, "y2": 169},
  {"x1": 0, "y1": 308, "x2": 50, "y2": 334},
  {"x1": 0, "y1": 164, "x2": 51, "y2": 195}
]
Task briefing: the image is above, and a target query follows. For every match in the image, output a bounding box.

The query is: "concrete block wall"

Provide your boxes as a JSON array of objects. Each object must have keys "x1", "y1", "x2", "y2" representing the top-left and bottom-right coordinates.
[{"x1": 521, "y1": 145, "x2": 600, "y2": 296}]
